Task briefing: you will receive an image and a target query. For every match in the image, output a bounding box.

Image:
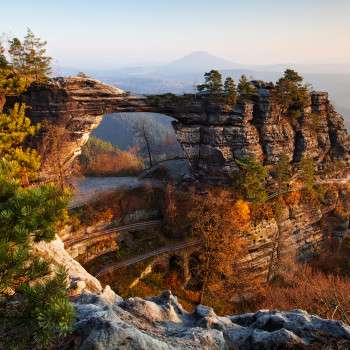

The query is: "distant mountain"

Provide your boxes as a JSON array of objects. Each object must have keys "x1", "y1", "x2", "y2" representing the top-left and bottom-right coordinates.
[{"x1": 161, "y1": 51, "x2": 241, "y2": 73}]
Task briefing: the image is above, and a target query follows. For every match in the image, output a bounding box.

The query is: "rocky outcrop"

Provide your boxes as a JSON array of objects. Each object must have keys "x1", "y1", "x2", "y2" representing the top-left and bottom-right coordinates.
[
  {"x1": 157, "y1": 87, "x2": 350, "y2": 180},
  {"x1": 8, "y1": 77, "x2": 152, "y2": 178},
  {"x1": 32, "y1": 233, "x2": 350, "y2": 349},
  {"x1": 9, "y1": 77, "x2": 350, "y2": 181},
  {"x1": 33, "y1": 235, "x2": 103, "y2": 294},
  {"x1": 69, "y1": 290, "x2": 350, "y2": 350}
]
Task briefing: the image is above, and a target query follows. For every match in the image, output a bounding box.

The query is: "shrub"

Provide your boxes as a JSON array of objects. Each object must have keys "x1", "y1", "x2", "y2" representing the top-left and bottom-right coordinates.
[{"x1": 260, "y1": 263, "x2": 350, "y2": 324}]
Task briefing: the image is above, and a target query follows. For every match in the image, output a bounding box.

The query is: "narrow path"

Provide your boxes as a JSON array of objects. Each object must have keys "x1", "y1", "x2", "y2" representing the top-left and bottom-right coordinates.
[
  {"x1": 63, "y1": 220, "x2": 162, "y2": 248},
  {"x1": 95, "y1": 239, "x2": 201, "y2": 278}
]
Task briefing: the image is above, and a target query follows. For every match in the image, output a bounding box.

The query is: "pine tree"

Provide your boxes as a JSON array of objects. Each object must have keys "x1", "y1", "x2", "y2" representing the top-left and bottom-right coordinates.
[
  {"x1": 0, "y1": 103, "x2": 41, "y2": 181},
  {"x1": 0, "y1": 168, "x2": 74, "y2": 348},
  {"x1": 224, "y1": 77, "x2": 237, "y2": 105},
  {"x1": 235, "y1": 156, "x2": 268, "y2": 205},
  {"x1": 23, "y1": 28, "x2": 52, "y2": 81},
  {"x1": 237, "y1": 75, "x2": 256, "y2": 102},
  {"x1": 8, "y1": 29, "x2": 51, "y2": 84},
  {"x1": 275, "y1": 69, "x2": 309, "y2": 114},
  {"x1": 275, "y1": 154, "x2": 291, "y2": 194},
  {"x1": 0, "y1": 43, "x2": 7, "y2": 68},
  {"x1": 0, "y1": 30, "x2": 74, "y2": 349},
  {"x1": 197, "y1": 69, "x2": 223, "y2": 96}
]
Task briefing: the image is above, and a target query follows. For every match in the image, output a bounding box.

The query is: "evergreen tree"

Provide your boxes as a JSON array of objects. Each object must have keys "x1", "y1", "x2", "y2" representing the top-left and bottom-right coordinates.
[
  {"x1": 8, "y1": 29, "x2": 51, "y2": 84},
  {"x1": 237, "y1": 75, "x2": 256, "y2": 101},
  {"x1": 197, "y1": 69, "x2": 223, "y2": 96},
  {"x1": 224, "y1": 77, "x2": 237, "y2": 105},
  {"x1": 275, "y1": 154, "x2": 291, "y2": 194},
  {"x1": 23, "y1": 29, "x2": 52, "y2": 81},
  {"x1": 275, "y1": 69, "x2": 309, "y2": 115},
  {"x1": 8, "y1": 37, "x2": 26, "y2": 75},
  {"x1": 0, "y1": 103, "x2": 41, "y2": 182},
  {"x1": 0, "y1": 30, "x2": 74, "y2": 349},
  {"x1": 0, "y1": 43, "x2": 7, "y2": 68},
  {"x1": 0, "y1": 165, "x2": 74, "y2": 349},
  {"x1": 235, "y1": 156, "x2": 268, "y2": 205},
  {"x1": 299, "y1": 156, "x2": 316, "y2": 194}
]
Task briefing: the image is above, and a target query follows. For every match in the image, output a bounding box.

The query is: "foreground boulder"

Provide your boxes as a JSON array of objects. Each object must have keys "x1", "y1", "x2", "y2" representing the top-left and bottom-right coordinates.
[{"x1": 66, "y1": 290, "x2": 350, "y2": 350}]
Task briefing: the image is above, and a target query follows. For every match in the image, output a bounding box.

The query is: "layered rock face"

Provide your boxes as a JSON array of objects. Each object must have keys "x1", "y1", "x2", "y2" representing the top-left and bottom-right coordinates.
[
  {"x1": 11, "y1": 77, "x2": 350, "y2": 181},
  {"x1": 9, "y1": 77, "x2": 152, "y2": 178},
  {"x1": 157, "y1": 85, "x2": 350, "y2": 180}
]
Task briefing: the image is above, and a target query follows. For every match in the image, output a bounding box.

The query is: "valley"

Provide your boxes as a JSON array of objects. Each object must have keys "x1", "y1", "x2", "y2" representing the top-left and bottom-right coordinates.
[{"x1": 2, "y1": 23, "x2": 350, "y2": 349}]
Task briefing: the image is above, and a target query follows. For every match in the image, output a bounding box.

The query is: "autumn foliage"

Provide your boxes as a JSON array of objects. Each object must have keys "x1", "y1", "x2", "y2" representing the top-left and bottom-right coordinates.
[{"x1": 79, "y1": 136, "x2": 143, "y2": 176}]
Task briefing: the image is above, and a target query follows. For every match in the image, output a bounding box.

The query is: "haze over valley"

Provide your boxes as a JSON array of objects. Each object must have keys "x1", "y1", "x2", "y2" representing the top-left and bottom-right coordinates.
[{"x1": 59, "y1": 51, "x2": 350, "y2": 127}]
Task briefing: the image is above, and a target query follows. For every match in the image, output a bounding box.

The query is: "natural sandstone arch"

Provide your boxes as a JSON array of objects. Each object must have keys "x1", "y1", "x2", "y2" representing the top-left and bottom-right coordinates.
[{"x1": 9, "y1": 76, "x2": 350, "y2": 181}]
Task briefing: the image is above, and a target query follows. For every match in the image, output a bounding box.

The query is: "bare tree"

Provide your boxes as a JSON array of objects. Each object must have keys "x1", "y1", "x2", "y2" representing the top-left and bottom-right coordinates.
[
  {"x1": 40, "y1": 123, "x2": 73, "y2": 189},
  {"x1": 133, "y1": 119, "x2": 155, "y2": 168}
]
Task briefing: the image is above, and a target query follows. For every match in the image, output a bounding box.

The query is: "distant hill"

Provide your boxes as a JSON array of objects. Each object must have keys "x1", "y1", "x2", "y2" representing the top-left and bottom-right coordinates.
[{"x1": 161, "y1": 51, "x2": 242, "y2": 73}]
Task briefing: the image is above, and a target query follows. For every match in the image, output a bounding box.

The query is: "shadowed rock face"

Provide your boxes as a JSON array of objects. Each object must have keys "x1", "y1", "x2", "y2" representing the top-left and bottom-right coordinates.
[{"x1": 13, "y1": 76, "x2": 350, "y2": 180}]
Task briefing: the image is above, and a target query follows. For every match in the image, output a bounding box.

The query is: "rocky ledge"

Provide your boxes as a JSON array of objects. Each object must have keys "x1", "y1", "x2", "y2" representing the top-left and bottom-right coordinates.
[{"x1": 67, "y1": 290, "x2": 350, "y2": 350}]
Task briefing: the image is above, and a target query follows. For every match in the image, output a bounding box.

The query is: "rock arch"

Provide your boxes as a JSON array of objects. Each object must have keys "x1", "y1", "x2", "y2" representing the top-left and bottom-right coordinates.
[{"x1": 11, "y1": 76, "x2": 350, "y2": 181}]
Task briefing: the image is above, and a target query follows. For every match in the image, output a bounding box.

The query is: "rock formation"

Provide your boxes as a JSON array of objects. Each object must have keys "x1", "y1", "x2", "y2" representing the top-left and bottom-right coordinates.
[
  {"x1": 14, "y1": 77, "x2": 350, "y2": 349},
  {"x1": 17, "y1": 75, "x2": 350, "y2": 285},
  {"x1": 9, "y1": 77, "x2": 350, "y2": 181},
  {"x1": 7, "y1": 77, "x2": 152, "y2": 178},
  {"x1": 33, "y1": 234, "x2": 350, "y2": 349},
  {"x1": 69, "y1": 290, "x2": 350, "y2": 349}
]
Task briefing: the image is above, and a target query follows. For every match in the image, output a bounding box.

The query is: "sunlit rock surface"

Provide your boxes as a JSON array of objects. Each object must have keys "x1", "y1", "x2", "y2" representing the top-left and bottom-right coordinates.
[{"x1": 68, "y1": 290, "x2": 350, "y2": 350}]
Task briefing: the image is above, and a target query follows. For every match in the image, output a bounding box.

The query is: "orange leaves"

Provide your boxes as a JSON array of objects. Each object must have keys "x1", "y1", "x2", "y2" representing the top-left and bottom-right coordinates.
[
  {"x1": 83, "y1": 150, "x2": 143, "y2": 177},
  {"x1": 232, "y1": 199, "x2": 251, "y2": 231},
  {"x1": 284, "y1": 190, "x2": 301, "y2": 206}
]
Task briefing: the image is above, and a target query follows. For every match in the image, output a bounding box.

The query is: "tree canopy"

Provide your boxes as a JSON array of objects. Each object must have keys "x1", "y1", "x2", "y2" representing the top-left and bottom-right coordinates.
[
  {"x1": 0, "y1": 30, "x2": 74, "y2": 349},
  {"x1": 237, "y1": 75, "x2": 256, "y2": 102},
  {"x1": 234, "y1": 156, "x2": 268, "y2": 205},
  {"x1": 197, "y1": 69, "x2": 224, "y2": 96},
  {"x1": 275, "y1": 69, "x2": 310, "y2": 116},
  {"x1": 224, "y1": 77, "x2": 237, "y2": 105}
]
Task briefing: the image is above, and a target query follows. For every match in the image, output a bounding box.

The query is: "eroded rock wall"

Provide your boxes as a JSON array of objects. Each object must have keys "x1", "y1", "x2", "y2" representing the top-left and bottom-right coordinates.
[
  {"x1": 166, "y1": 89, "x2": 350, "y2": 180},
  {"x1": 9, "y1": 77, "x2": 350, "y2": 181}
]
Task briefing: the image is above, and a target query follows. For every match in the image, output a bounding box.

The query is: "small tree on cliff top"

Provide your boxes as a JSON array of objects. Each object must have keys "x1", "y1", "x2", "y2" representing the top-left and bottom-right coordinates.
[
  {"x1": 224, "y1": 77, "x2": 237, "y2": 105},
  {"x1": 8, "y1": 28, "x2": 52, "y2": 84},
  {"x1": 197, "y1": 70, "x2": 224, "y2": 96},
  {"x1": 237, "y1": 75, "x2": 256, "y2": 102},
  {"x1": 275, "y1": 69, "x2": 309, "y2": 115}
]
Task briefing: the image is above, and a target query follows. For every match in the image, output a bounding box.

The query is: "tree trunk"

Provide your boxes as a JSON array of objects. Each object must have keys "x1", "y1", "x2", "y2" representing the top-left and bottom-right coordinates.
[
  {"x1": 143, "y1": 127, "x2": 153, "y2": 168},
  {"x1": 0, "y1": 94, "x2": 5, "y2": 113}
]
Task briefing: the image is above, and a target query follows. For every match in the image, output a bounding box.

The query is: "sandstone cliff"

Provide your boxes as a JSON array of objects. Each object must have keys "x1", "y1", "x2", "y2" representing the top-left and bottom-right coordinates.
[{"x1": 9, "y1": 77, "x2": 350, "y2": 182}]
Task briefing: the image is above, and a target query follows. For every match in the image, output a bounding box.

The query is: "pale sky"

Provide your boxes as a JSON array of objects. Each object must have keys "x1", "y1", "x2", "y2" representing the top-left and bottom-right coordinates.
[{"x1": 1, "y1": 0, "x2": 350, "y2": 68}]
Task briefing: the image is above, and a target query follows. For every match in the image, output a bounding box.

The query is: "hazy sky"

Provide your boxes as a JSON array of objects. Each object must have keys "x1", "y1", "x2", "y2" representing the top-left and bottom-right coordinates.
[{"x1": 1, "y1": 0, "x2": 350, "y2": 68}]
